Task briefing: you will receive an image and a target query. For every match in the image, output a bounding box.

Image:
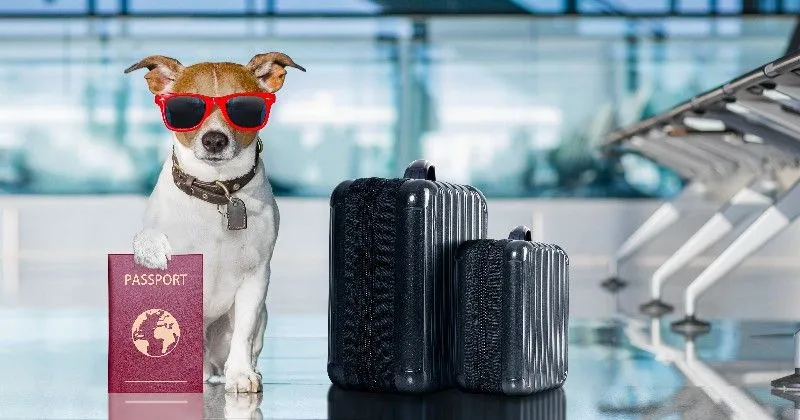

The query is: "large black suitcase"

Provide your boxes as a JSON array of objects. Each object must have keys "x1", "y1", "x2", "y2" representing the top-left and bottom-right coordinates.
[
  {"x1": 328, "y1": 160, "x2": 488, "y2": 393},
  {"x1": 454, "y1": 226, "x2": 569, "y2": 396}
]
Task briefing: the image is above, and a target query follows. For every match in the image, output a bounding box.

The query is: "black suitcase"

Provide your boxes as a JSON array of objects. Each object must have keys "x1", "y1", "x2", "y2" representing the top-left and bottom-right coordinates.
[
  {"x1": 328, "y1": 160, "x2": 488, "y2": 393},
  {"x1": 454, "y1": 226, "x2": 569, "y2": 396}
]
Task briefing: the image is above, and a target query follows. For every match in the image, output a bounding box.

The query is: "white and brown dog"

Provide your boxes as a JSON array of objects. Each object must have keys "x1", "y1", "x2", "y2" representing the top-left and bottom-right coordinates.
[{"x1": 125, "y1": 53, "x2": 304, "y2": 393}]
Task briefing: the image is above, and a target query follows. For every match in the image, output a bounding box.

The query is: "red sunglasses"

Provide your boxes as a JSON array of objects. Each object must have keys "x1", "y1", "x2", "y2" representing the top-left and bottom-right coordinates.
[{"x1": 154, "y1": 92, "x2": 277, "y2": 132}]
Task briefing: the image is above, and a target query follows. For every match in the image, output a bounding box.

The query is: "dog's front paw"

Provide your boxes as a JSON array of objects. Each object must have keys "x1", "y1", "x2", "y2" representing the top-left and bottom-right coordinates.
[
  {"x1": 133, "y1": 229, "x2": 172, "y2": 270},
  {"x1": 225, "y1": 365, "x2": 263, "y2": 394}
]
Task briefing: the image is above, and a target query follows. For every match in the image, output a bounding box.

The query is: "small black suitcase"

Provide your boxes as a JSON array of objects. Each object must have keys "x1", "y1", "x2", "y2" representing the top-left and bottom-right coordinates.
[
  {"x1": 328, "y1": 160, "x2": 488, "y2": 393},
  {"x1": 454, "y1": 226, "x2": 569, "y2": 396}
]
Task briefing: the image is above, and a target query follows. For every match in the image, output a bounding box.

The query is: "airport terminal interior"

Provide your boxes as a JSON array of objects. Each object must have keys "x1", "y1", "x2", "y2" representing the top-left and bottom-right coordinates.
[{"x1": 7, "y1": 0, "x2": 800, "y2": 419}]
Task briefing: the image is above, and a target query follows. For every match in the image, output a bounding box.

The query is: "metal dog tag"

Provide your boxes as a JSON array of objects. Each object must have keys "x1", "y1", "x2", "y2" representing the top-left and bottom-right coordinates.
[{"x1": 226, "y1": 198, "x2": 247, "y2": 230}]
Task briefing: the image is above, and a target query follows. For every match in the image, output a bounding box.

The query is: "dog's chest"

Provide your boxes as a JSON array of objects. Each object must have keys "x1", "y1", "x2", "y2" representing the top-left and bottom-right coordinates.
[
  {"x1": 162, "y1": 194, "x2": 274, "y2": 315},
  {"x1": 154, "y1": 183, "x2": 276, "y2": 277},
  {"x1": 167, "y1": 198, "x2": 273, "y2": 261}
]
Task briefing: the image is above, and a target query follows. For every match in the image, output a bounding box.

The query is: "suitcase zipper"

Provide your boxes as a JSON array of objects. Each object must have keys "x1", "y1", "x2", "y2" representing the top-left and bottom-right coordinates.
[
  {"x1": 360, "y1": 184, "x2": 376, "y2": 388},
  {"x1": 349, "y1": 178, "x2": 403, "y2": 391},
  {"x1": 478, "y1": 242, "x2": 488, "y2": 387}
]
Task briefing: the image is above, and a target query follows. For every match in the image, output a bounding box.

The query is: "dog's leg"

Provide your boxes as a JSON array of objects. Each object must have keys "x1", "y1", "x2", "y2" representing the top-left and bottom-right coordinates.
[
  {"x1": 205, "y1": 311, "x2": 233, "y2": 384},
  {"x1": 204, "y1": 350, "x2": 217, "y2": 384},
  {"x1": 132, "y1": 228, "x2": 172, "y2": 270},
  {"x1": 251, "y1": 305, "x2": 267, "y2": 367},
  {"x1": 224, "y1": 264, "x2": 269, "y2": 393}
]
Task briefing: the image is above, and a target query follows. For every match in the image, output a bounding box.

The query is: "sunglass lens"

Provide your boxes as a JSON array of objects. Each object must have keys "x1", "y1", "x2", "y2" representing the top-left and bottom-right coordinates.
[
  {"x1": 225, "y1": 96, "x2": 267, "y2": 129},
  {"x1": 164, "y1": 96, "x2": 206, "y2": 129}
]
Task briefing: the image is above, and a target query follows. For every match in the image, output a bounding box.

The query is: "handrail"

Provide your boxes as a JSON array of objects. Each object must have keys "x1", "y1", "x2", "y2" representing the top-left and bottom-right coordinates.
[{"x1": 604, "y1": 51, "x2": 800, "y2": 151}]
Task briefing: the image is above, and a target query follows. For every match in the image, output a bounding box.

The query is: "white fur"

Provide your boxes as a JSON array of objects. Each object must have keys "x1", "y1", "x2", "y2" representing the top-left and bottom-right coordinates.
[{"x1": 134, "y1": 132, "x2": 279, "y2": 394}]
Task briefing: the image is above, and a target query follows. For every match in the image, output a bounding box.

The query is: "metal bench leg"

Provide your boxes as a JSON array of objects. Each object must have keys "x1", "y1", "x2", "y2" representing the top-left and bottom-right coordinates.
[
  {"x1": 602, "y1": 173, "x2": 754, "y2": 294},
  {"x1": 640, "y1": 184, "x2": 774, "y2": 317},
  {"x1": 601, "y1": 183, "x2": 707, "y2": 293},
  {"x1": 602, "y1": 201, "x2": 681, "y2": 293},
  {"x1": 671, "y1": 179, "x2": 800, "y2": 338},
  {"x1": 772, "y1": 329, "x2": 800, "y2": 390}
]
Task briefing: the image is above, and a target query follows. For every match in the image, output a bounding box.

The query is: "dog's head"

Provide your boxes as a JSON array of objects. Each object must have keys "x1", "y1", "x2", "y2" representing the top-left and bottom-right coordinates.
[{"x1": 125, "y1": 53, "x2": 304, "y2": 164}]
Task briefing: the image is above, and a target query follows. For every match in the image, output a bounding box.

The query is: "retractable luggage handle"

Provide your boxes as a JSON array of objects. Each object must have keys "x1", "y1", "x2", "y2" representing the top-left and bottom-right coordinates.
[
  {"x1": 404, "y1": 160, "x2": 437, "y2": 181},
  {"x1": 508, "y1": 226, "x2": 532, "y2": 241}
]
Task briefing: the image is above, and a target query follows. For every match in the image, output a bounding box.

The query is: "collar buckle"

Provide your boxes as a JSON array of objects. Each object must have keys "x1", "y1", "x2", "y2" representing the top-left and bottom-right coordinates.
[{"x1": 214, "y1": 180, "x2": 233, "y2": 203}]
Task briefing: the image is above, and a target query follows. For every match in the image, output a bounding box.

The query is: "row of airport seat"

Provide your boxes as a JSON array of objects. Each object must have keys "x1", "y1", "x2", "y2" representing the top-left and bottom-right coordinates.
[{"x1": 601, "y1": 52, "x2": 800, "y2": 390}]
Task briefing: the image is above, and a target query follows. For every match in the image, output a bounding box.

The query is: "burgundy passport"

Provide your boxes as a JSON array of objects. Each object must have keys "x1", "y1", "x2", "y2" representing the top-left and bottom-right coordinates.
[{"x1": 108, "y1": 254, "x2": 203, "y2": 393}]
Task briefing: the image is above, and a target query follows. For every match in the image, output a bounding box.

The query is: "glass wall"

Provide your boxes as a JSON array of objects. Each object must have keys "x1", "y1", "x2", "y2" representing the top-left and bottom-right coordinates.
[
  {"x1": 4, "y1": 1, "x2": 800, "y2": 16},
  {"x1": 0, "y1": 16, "x2": 793, "y2": 197}
]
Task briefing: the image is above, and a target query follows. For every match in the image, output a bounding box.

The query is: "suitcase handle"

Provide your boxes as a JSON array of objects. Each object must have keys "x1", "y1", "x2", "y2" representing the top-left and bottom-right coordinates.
[
  {"x1": 508, "y1": 225, "x2": 532, "y2": 241},
  {"x1": 403, "y1": 160, "x2": 436, "y2": 181}
]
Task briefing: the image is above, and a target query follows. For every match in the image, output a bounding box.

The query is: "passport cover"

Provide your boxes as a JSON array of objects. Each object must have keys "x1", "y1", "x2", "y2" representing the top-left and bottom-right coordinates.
[{"x1": 108, "y1": 254, "x2": 203, "y2": 393}]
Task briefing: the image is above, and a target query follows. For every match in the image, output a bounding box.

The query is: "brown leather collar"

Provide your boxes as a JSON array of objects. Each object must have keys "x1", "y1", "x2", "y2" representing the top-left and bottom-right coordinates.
[{"x1": 171, "y1": 139, "x2": 262, "y2": 205}]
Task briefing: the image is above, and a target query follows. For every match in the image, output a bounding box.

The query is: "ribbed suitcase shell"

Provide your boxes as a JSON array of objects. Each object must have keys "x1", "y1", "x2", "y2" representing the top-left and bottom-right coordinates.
[
  {"x1": 454, "y1": 226, "x2": 569, "y2": 396},
  {"x1": 328, "y1": 160, "x2": 488, "y2": 393},
  {"x1": 328, "y1": 386, "x2": 566, "y2": 420}
]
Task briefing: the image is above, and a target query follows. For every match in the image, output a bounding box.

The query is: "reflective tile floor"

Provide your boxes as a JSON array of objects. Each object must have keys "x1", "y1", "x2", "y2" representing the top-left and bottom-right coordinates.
[{"x1": 1, "y1": 308, "x2": 800, "y2": 419}]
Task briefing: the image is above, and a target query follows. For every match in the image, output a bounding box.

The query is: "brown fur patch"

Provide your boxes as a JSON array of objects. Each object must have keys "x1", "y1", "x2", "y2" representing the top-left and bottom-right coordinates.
[
  {"x1": 171, "y1": 62, "x2": 264, "y2": 148},
  {"x1": 263, "y1": 66, "x2": 287, "y2": 93},
  {"x1": 124, "y1": 55, "x2": 184, "y2": 95},
  {"x1": 246, "y1": 52, "x2": 304, "y2": 93}
]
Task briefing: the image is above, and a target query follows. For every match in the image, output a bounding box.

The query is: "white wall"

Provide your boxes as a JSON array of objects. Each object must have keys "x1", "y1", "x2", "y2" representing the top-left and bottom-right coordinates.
[{"x1": 3, "y1": 195, "x2": 800, "y2": 320}]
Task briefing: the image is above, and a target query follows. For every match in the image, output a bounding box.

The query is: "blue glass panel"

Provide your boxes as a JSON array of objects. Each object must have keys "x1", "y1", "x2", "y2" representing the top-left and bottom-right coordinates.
[
  {"x1": 760, "y1": 0, "x2": 779, "y2": 12},
  {"x1": 718, "y1": 0, "x2": 743, "y2": 13},
  {"x1": 276, "y1": 0, "x2": 382, "y2": 14},
  {"x1": 679, "y1": 0, "x2": 711, "y2": 13},
  {"x1": 96, "y1": 0, "x2": 120, "y2": 13},
  {"x1": 509, "y1": 0, "x2": 566, "y2": 13},
  {"x1": 579, "y1": 0, "x2": 670, "y2": 13},
  {"x1": 615, "y1": 0, "x2": 671, "y2": 13},
  {"x1": 128, "y1": 0, "x2": 248, "y2": 13},
  {"x1": 276, "y1": 0, "x2": 533, "y2": 14},
  {"x1": 0, "y1": 0, "x2": 86, "y2": 14},
  {"x1": 786, "y1": 0, "x2": 800, "y2": 11}
]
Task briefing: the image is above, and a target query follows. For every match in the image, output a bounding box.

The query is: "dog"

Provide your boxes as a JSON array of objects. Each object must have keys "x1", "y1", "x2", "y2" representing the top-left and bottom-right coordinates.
[{"x1": 125, "y1": 52, "x2": 304, "y2": 393}]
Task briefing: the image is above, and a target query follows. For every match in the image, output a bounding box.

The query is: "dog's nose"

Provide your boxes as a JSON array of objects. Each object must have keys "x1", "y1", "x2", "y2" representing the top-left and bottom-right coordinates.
[{"x1": 201, "y1": 131, "x2": 229, "y2": 154}]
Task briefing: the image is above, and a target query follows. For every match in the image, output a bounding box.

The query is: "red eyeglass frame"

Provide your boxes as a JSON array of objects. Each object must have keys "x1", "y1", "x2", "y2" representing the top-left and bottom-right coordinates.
[{"x1": 154, "y1": 92, "x2": 277, "y2": 132}]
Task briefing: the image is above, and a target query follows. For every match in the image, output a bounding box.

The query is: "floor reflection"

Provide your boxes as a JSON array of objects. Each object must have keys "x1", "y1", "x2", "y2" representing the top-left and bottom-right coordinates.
[
  {"x1": 205, "y1": 385, "x2": 263, "y2": 420},
  {"x1": 6, "y1": 311, "x2": 800, "y2": 418},
  {"x1": 771, "y1": 388, "x2": 800, "y2": 420},
  {"x1": 108, "y1": 388, "x2": 265, "y2": 420},
  {"x1": 623, "y1": 315, "x2": 778, "y2": 419},
  {"x1": 108, "y1": 393, "x2": 203, "y2": 420},
  {"x1": 327, "y1": 385, "x2": 565, "y2": 420}
]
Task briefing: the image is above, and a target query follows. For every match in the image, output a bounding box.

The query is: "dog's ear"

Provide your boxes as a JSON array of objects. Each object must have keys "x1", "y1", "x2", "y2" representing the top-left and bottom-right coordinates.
[
  {"x1": 246, "y1": 52, "x2": 305, "y2": 93},
  {"x1": 124, "y1": 55, "x2": 185, "y2": 94}
]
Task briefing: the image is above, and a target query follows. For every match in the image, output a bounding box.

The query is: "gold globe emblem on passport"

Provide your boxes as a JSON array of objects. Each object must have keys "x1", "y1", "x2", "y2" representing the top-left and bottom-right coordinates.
[{"x1": 131, "y1": 309, "x2": 181, "y2": 357}]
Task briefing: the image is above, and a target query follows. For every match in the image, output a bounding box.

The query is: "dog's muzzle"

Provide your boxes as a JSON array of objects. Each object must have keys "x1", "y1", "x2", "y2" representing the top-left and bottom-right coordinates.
[{"x1": 201, "y1": 130, "x2": 230, "y2": 155}]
